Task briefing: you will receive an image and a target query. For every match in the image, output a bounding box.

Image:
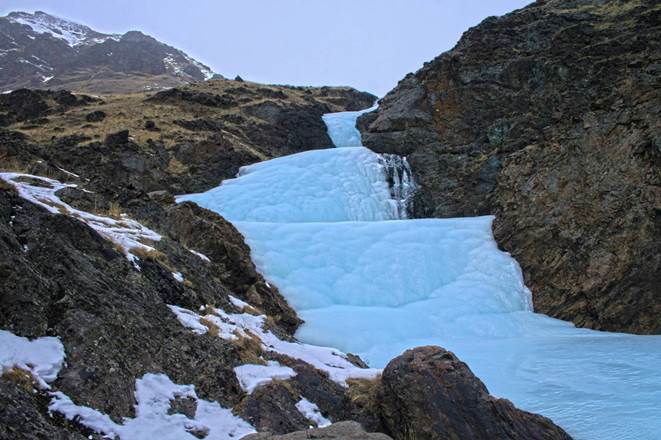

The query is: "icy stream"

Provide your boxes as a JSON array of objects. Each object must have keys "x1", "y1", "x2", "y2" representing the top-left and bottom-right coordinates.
[{"x1": 179, "y1": 108, "x2": 661, "y2": 440}]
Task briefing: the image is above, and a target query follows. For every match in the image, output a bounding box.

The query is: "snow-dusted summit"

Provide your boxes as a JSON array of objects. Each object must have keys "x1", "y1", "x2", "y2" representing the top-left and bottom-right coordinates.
[{"x1": 0, "y1": 11, "x2": 220, "y2": 93}]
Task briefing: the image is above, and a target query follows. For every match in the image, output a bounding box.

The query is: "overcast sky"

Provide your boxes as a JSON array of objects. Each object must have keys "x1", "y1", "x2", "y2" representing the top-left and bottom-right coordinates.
[{"x1": 1, "y1": 0, "x2": 531, "y2": 96}]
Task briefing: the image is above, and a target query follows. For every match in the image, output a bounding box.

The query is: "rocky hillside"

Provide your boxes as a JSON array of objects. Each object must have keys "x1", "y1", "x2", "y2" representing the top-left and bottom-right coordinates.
[
  {"x1": 0, "y1": 11, "x2": 219, "y2": 93},
  {"x1": 359, "y1": 0, "x2": 660, "y2": 334},
  {"x1": 0, "y1": 79, "x2": 375, "y2": 201}
]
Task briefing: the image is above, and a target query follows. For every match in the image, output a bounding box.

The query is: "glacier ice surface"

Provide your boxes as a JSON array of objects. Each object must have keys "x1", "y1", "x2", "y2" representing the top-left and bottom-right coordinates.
[{"x1": 177, "y1": 108, "x2": 661, "y2": 440}]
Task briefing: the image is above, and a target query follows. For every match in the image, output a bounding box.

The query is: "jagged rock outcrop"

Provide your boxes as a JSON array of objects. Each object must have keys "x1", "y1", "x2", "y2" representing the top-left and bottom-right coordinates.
[
  {"x1": 375, "y1": 347, "x2": 571, "y2": 440},
  {"x1": 359, "y1": 0, "x2": 661, "y2": 334},
  {"x1": 0, "y1": 11, "x2": 219, "y2": 93}
]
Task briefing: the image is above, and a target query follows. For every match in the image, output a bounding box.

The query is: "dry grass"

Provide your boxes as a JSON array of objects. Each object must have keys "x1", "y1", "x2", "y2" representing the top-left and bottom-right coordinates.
[
  {"x1": 107, "y1": 202, "x2": 122, "y2": 219},
  {"x1": 36, "y1": 197, "x2": 69, "y2": 215},
  {"x1": 346, "y1": 376, "x2": 382, "y2": 416},
  {"x1": 167, "y1": 157, "x2": 189, "y2": 174},
  {"x1": 8, "y1": 77, "x2": 364, "y2": 159},
  {"x1": 1, "y1": 368, "x2": 39, "y2": 392},
  {"x1": 129, "y1": 246, "x2": 165, "y2": 261},
  {"x1": 200, "y1": 317, "x2": 221, "y2": 337},
  {"x1": 0, "y1": 156, "x2": 30, "y2": 173},
  {"x1": 234, "y1": 331, "x2": 265, "y2": 364}
]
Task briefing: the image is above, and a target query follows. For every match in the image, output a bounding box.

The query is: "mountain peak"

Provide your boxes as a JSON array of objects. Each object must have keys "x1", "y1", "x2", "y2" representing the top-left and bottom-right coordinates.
[
  {"x1": 6, "y1": 10, "x2": 113, "y2": 47},
  {"x1": 0, "y1": 10, "x2": 220, "y2": 93}
]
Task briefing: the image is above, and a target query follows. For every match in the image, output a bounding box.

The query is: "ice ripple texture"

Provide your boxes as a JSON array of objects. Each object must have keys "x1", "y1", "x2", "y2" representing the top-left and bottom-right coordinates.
[{"x1": 179, "y1": 108, "x2": 661, "y2": 440}]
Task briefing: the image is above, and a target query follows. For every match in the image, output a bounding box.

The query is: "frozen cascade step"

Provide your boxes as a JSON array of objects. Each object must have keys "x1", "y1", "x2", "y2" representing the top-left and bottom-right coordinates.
[
  {"x1": 177, "y1": 107, "x2": 661, "y2": 440},
  {"x1": 178, "y1": 147, "x2": 404, "y2": 222}
]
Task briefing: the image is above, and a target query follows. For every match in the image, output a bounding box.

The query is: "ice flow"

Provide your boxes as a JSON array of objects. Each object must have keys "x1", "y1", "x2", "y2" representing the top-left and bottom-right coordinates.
[{"x1": 179, "y1": 107, "x2": 661, "y2": 440}]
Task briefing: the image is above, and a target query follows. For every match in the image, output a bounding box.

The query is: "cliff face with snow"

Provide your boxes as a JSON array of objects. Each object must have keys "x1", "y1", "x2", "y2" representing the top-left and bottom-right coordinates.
[
  {"x1": 359, "y1": 0, "x2": 661, "y2": 334},
  {"x1": 0, "y1": 11, "x2": 218, "y2": 93}
]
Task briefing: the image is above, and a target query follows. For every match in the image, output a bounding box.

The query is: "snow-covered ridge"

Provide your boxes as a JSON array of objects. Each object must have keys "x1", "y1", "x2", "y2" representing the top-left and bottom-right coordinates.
[
  {"x1": 7, "y1": 11, "x2": 120, "y2": 47},
  {"x1": 0, "y1": 173, "x2": 161, "y2": 267}
]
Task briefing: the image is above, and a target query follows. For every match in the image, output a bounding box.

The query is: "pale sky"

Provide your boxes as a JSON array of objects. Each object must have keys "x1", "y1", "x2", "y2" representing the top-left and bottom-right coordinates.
[{"x1": 1, "y1": 0, "x2": 532, "y2": 96}]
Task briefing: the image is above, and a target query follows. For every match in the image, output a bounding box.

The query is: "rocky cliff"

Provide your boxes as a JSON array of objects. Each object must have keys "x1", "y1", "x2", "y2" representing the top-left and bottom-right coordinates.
[
  {"x1": 359, "y1": 0, "x2": 660, "y2": 334},
  {"x1": 0, "y1": 11, "x2": 219, "y2": 93}
]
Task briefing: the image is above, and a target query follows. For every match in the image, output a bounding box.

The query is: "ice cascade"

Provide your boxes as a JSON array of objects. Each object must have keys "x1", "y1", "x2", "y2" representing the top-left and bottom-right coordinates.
[{"x1": 178, "y1": 107, "x2": 661, "y2": 440}]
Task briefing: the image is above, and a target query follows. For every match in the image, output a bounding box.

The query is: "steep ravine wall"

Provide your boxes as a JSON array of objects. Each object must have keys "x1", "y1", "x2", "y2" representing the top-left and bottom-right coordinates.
[{"x1": 359, "y1": 0, "x2": 661, "y2": 334}]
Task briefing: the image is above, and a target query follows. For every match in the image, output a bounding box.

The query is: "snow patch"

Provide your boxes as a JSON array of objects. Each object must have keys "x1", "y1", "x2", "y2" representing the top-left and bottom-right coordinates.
[
  {"x1": 228, "y1": 295, "x2": 250, "y2": 310},
  {"x1": 8, "y1": 11, "x2": 120, "y2": 47},
  {"x1": 172, "y1": 272, "x2": 184, "y2": 283},
  {"x1": 168, "y1": 305, "x2": 380, "y2": 385},
  {"x1": 0, "y1": 173, "x2": 161, "y2": 267},
  {"x1": 296, "y1": 398, "x2": 331, "y2": 428},
  {"x1": 50, "y1": 373, "x2": 255, "y2": 440},
  {"x1": 234, "y1": 361, "x2": 296, "y2": 393},
  {"x1": 0, "y1": 330, "x2": 65, "y2": 389},
  {"x1": 189, "y1": 249, "x2": 211, "y2": 262}
]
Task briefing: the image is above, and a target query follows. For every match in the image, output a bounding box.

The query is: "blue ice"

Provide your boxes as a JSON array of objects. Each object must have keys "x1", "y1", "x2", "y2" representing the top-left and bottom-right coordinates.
[{"x1": 178, "y1": 107, "x2": 661, "y2": 440}]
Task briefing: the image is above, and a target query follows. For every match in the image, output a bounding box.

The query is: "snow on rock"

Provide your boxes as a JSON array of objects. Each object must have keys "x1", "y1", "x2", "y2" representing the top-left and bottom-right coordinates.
[
  {"x1": 177, "y1": 147, "x2": 403, "y2": 223},
  {"x1": 228, "y1": 295, "x2": 250, "y2": 310},
  {"x1": 8, "y1": 11, "x2": 120, "y2": 47},
  {"x1": 168, "y1": 305, "x2": 210, "y2": 335},
  {"x1": 172, "y1": 272, "x2": 184, "y2": 283},
  {"x1": 295, "y1": 398, "x2": 331, "y2": 428},
  {"x1": 0, "y1": 173, "x2": 161, "y2": 267},
  {"x1": 49, "y1": 373, "x2": 255, "y2": 440},
  {"x1": 234, "y1": 361, "x2": 296, "y2": 393},
  {"x1": 168, "y1": 305, "x2": 380, "y2": 385},
  {"x1": 189, "y1": 249, "x2": 211, "y2": 262},
  {"x1": 0, "y1": 330, "x2": 65, "y2": 389}
]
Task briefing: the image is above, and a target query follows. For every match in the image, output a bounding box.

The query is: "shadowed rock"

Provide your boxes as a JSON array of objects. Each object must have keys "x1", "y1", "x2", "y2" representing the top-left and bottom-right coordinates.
[{"x1": 376, "y1": 346, "x2": 572, "y2": 440}]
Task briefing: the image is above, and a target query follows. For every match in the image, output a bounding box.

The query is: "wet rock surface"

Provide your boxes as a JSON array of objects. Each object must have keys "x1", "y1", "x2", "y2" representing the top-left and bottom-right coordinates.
[{"x1": 359, "y1": 0, "x2": 661, "y2": 334}]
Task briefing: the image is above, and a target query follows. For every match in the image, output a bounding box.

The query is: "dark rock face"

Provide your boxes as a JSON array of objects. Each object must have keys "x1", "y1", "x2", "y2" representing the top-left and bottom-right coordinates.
[
  {"x1": 166, "y1": 202, "x2": 302, "y2": 332},
  {"x1": 243, "y1": 421, "x2": 393, "y2": 440},
  {"x1": 359, "y1": 0, "x2": 661, "y2": 334},
  {"x1": 0, "y1": 185, "x2": 247, "y2": 419},
  {"x1": 240, "y1": 382, "x2": 312, "y2": 434},
  {"x1": 0, "y1": 11, "x2": 218, "y2": 93},
  {"x1": 0, "y1": 88, "x2": 95, "y2": 126},
  {"x1": 376, "y1": 347, "x2": 572, "y2": 440}
]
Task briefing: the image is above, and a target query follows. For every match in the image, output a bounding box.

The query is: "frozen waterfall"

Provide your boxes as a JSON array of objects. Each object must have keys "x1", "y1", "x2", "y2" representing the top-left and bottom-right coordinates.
[{"x1": 178, "y1": 107, "x2": 661, "y2": 440}]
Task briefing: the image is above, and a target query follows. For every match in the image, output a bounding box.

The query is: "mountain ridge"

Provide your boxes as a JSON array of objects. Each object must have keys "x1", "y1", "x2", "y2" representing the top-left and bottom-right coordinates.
[{"x1": 0, "y1": 10, "x2": 220, "y2": 93}]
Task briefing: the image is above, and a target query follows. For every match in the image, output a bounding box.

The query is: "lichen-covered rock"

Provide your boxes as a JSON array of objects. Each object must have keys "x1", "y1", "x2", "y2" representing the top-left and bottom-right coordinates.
[
  {"x1": 359, "y1": 0, "x2": 661, "y2": 334},
  {"x1": 376, "y1": 346, "x2": 572, "y2": 440}
]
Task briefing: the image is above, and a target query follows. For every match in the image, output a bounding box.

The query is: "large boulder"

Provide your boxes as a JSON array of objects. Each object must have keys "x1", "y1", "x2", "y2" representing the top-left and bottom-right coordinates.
[
  {"x1": 376, "y1": 347, "x2": 572, "y2": 440},
  {"x1": 359, "y1": 0, "x2": 661, "y2": 334}
]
